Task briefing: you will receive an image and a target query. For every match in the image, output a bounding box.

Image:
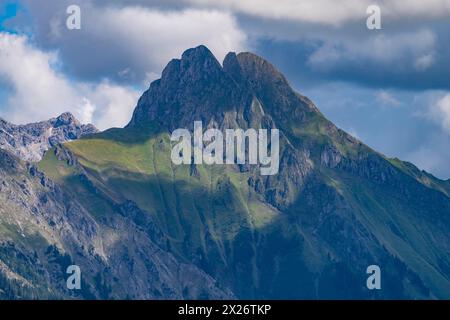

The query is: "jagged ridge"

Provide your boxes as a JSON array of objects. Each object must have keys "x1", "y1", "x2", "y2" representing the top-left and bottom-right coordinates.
[{"x1": 0, "y1": 112, "x2": 98, "y2": 162}]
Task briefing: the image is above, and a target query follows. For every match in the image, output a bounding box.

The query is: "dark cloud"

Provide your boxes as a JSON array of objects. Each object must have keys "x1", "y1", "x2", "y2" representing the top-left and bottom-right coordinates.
[
  {"x1": 7, "y1": 0, "x2": 450, "y2": 91},
  {"x1": 10, "y1": 0, "x2": 246, "y2": 86},
  {"x1": 252, "y1": 23, "x2": 450, "y2": 91}
]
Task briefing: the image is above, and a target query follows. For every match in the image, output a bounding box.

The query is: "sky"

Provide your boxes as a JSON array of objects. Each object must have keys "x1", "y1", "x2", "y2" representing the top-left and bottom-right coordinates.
[{"x1": 0, "y1": 0, "x2": 449, "y2": 179}]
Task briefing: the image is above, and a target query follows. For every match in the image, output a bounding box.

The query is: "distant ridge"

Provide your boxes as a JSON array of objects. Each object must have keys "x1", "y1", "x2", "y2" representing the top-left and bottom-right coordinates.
[{"x1": 0, "y1": 112, "x2": 97, "y2": 162}]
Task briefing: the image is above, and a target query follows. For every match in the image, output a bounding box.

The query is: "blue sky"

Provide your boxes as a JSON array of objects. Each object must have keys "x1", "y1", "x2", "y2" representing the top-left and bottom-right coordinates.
[
  {"x1": 0, "y1": 1, "x2": 19, "y2": 31},
  {"x1": 0, "y1": 0, "x2": 449, "y2": 179}
]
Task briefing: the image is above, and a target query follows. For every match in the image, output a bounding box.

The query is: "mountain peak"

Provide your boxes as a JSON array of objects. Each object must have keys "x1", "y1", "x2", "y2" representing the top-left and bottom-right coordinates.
[
  {"x1": 235, "y1": 52, "x2": 290, "y2": 88},
  {"x1": 223, "y1": 52, "x2": 243, "y2": 81},
  {"x1": 178, "y1": 45, "x2": 223, "y2": 77},
  {"x1": 159, "y1": 45, "x2": 222, "y2": 84},
  {"x1": 27, "y1": 46, "x2": 450, "y2": 300},
  {"x1": 54, "y1": 112, "x2": 79, "y2": 127},
  {"x1": 129, "y1": 45, "x2": 319, "y2": 129},
  {"x1": 0, "y1": 113, "x2": 98, "y2": 162},
  {"x1": 181, "y1": 45, "x2": 217, "y2": 63},
  {"x1": 129, "y1": 45, "x2": 245, "y2": 129}
]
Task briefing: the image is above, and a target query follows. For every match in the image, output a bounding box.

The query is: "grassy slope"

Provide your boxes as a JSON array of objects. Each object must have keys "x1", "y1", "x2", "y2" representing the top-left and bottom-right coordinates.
[
  {"x1": 39, "y1": 126, "x2": 278, "y2": 262},
  {"x1": 299, "y1": 117, "x2": 450, "y2": 297},
  {"x1": 389, "y1": 157, "x2": 450, "y2": 197},
  {"x1": 38, "y1": 123, "x2": 450, "y2": 298},
  {"x1": 325, "y1": 167, "x2": 450, "y2": 298}
]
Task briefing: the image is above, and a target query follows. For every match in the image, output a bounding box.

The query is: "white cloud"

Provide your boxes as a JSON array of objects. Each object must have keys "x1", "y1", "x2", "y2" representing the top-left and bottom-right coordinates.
[
  {"x1": 386, "y1": 0, "x2": 450, "y2": 19},
  {"x1": 0, "y1": 32, "x2": 139, "y2": 130},
  {"x1": 0, "y1": 6, "x2": 248, "y2": 129},
  {"x1": 414, "y1": 54, "x2": 434, "y2": 71},
  {"x1": 81, "y1": 82, "x2": 140, "y2": 130},
  {"x1": 0, "y1": 33, "x2": 75, "y2": 123},
  {"x1": 78, "y1": 98, "x2": 95, "y2": 124},
  {"x1": 185, "y1": 0, "x2": 450, "y2": 26},
  {"x1": 307, "y1": 30, "x2": 436, "y2": 71},
  {"x1": 88, "y1": 7, "x2": 247, "y2": 68},
  {"x1": 376, "y1": 90, "x2": 401, "y2": 107},
  {"x1": 187, "y1": 0, "x2": 367, "y2": 25},
  {"x1": 434, "y1": 93, "x2": 450, "y2": 133},
  {"x1": 25, "y1": 2, "x2": 248, "y2": 84}
]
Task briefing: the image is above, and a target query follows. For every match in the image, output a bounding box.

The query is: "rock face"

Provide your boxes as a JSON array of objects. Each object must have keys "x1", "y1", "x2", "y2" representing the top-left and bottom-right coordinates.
[
  {"x1": 129, "y1": 46, "x2": 318, "y2": 131},
  {"x1": 0, "y1": 112, "x2": 98, "y2": 162},
  {"x1": 0, "y1": 46, "x2": 449, "y2": 299},
  {"x1": 0, "y1": 148, "x2": 233, "y2": 299}
]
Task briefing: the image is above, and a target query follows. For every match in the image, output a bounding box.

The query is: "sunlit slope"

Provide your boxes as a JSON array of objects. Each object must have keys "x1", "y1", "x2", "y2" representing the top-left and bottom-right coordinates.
[
  {"x1": 36, "y1": 45, "x2": 450, "y2": 299},
  {"x1": 40, "y1": 126, "x2": 279, "y2": 260},
  {"x1": 38, "y1": 122, "x2": 450, "y2": 299}
]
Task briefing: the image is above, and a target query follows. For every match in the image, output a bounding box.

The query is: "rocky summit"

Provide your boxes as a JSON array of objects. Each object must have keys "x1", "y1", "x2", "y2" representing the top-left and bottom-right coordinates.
[
  {"x1": 0, "y1": 112, "x2": 97, "y2": 162},
  {"x1": 0, "y1": 46, "x2": 449, "y2": 299}
]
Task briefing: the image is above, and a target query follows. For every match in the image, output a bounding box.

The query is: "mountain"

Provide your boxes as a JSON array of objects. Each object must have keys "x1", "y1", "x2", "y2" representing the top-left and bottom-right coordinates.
[
  {"x1": 0, "y1": 112, "x2": 97, "y2": 162},
  {"x1": 0, "y1": 45, "x2": 449, "y2": 299},
  {"x1": 0, "y1": 147, "x2": 232, "y2": 299}
]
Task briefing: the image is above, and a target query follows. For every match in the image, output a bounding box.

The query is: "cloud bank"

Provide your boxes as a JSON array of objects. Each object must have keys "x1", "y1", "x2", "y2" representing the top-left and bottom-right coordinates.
[
  {"x1": 17, "y1": 1, "x2": 247, "y2": 85},
  {"x1": 0, "y1": 4, "x2": 247, "y2": 129},
  {"x1": 185, "y1": 0, "x2": 450, "y2": 25},
  {"x1": 0, "y1": 32, "x2": 139, "y2": 130}
]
